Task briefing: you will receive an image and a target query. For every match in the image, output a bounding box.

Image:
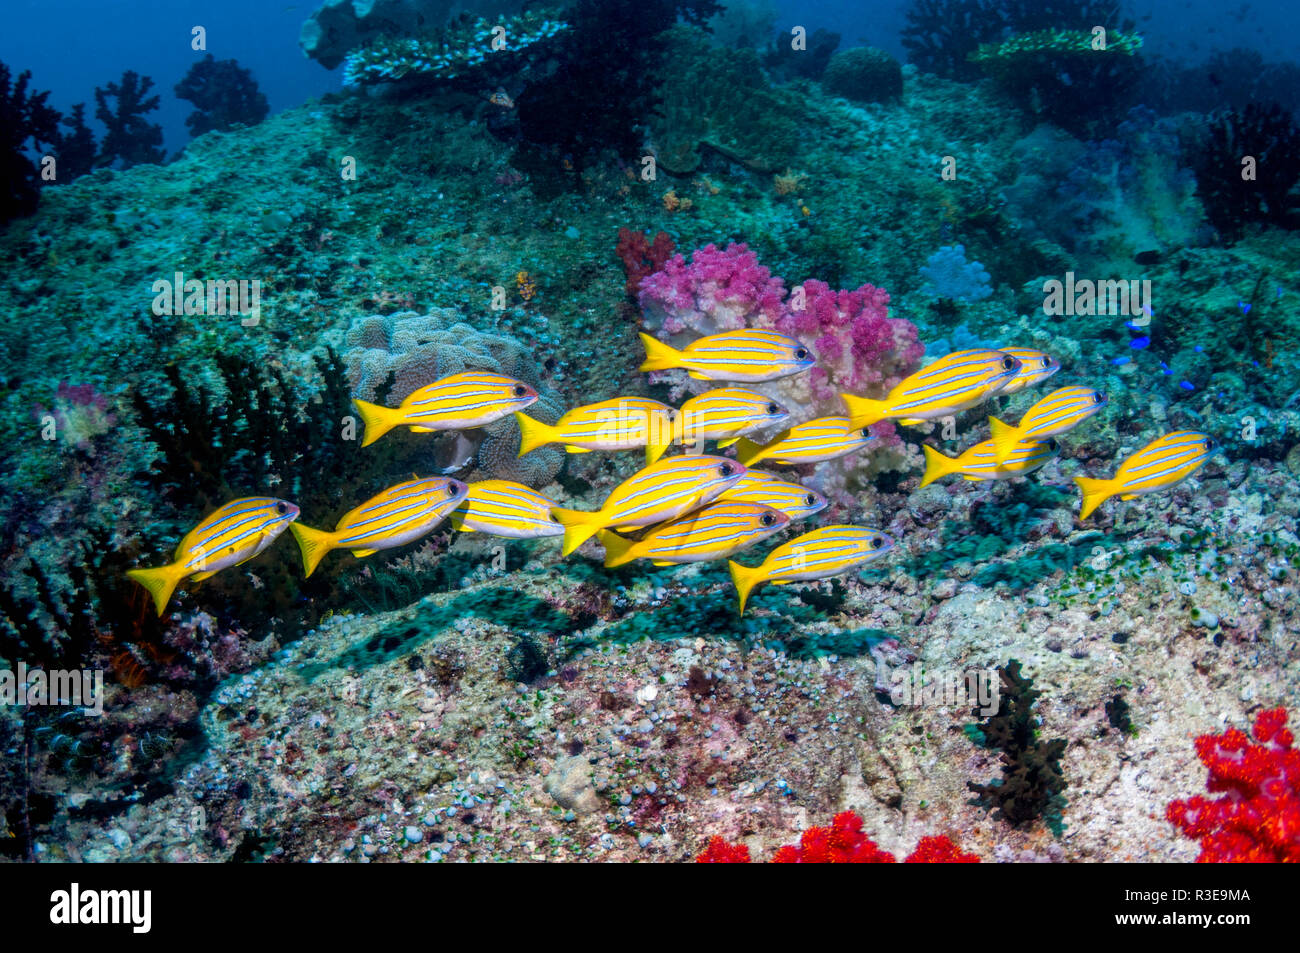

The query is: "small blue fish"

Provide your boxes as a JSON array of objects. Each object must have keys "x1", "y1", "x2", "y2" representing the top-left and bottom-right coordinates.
[
  {"x1": 1179, "y1": 381, "x2": 1195, "y2": 391},
  {"x1": 1111, "y1": 356, "x2": 1131, "y2": 366},
  {"x1": 1130, "y1": 336, "x2": 1150, "y2": 350},
  {"x1": 1194, "y1": 345, "x2": 1203, "y2": 353},
  {"x1": 1239, "y1": 301, "x2": 1251, "y2": 314},
  {"x1": 1159, "y1": 361, "x2": 1171, "y2": 375}
]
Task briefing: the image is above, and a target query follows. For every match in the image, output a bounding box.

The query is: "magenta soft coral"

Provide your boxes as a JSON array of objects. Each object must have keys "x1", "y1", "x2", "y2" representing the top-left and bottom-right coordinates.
[
  {"x1": 637, "y1": 242, "x2": 788, "y2": 337},
  {"x1": 776, "y1": 279, "x2": 923, "y2": 405},
  {"x1": 1166, "y1": 707, "x2": 1300, "y2": 862}
]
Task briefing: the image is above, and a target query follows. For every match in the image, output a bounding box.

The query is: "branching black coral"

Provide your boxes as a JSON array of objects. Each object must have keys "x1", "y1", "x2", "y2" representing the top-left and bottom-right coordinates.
[
  {"x1": 0, "y1": 61, "x2": 62, "y2": 224},
  {"x1": 1190, "y1": 102, "x2": 1300, "y2": 242},
  {"x1": 94, "y1": 70, "x2": 165, "y2": 168},
  {"x1": 967, "y1": 658, "x2": 1068, "y2": 828}
]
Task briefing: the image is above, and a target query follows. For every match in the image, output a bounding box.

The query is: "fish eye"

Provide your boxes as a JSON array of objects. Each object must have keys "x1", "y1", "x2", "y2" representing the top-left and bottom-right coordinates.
[
  {"x1": 760, "y1": 513, "x2": 776, "y2": 527},
  {"x1": 767, "y1": 402, "x2": 780, "y2": 415},
  {"x1": 1093, "y1": 393, "x2": 1106, "y2": 405},
  {"x1": 512, "y1": 385, "x2": 527, "y2": 397},
  {"x1": 794, "y1": 347, "x2": 809, "y2": 360},
  {"x1": 448, "y1": 484, "x2": 462, "y2": 497},
  {"x1": 1046, "y1": 439, "x2": 1059, "y2": 451},
  {"x1": 861, "y1": 428, "x2": 871, "y2": 438},
  {"x1": 805, "y1": 494, "x2": 817, "y2": 506},
  {"x1": 275, "y1": 502, "x2": 288, "y2": 515},
  {"x1": 1001, "y1": 356, "x2": 1017, "y2": 370},
  {"x1": 1041, "y1": 357, "x2": 1052, "y2": 368},
  {"x1": 1203, "y1": 439, "x2": 1214, "y2": 450},
  {"x1": 719, "y1": 463, "x2": 734, "y2": 476},
  {"x1": 867, "y1": 537, "x2": 879, "y2": 550}
]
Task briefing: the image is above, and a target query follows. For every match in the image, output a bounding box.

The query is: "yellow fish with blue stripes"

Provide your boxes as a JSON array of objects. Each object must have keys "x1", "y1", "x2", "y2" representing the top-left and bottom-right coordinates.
[
  {"x1": 921, "y1": 437, "x2": 1058, "y2": 487},
  {"x1": 127, "y1": 497, "x2": 300, "y2": 616},
  {"x1": 288, "y1": 477, "x2": 467, "y2": 577},
  {"x1": 449, "y1": 479, "x2": 563, "y2": 539},
  {"x1": 598, "y1": 501, "x2": 789, "y2": 568},
  {"x1": 552, "y1": 454, "x2": 746, "y2": 556},
  {"x1": 638, "y1": 329, "x2": 814, "y2": 382},
  {"x1": 514, "y1": 397, "x2": 676, "y2": 464},
  {"x1": 716, "y1": 470, "x2": 828, "y2": 520},
  {"x1": 728, "y1": 525, "x2": 895, "y2": 614},
  {"x1": 352, "y1": 371, "x2": 538, "y2": 447},
  {"x1": 1075, "y1": 431, "x2": 1216, "y2": 520},
  {"x1": 841, "y1": 349, "x2": 1021, "y2": 428},
  {"x1": 988, "y1": 385, "x2": 1106, "y2": 462},
  {"x1": 736, "y1": 416, "x2": 874, "y2": 467},
  {"x1": 675, "y1": 388, "x2": 790, "y2": 448},
  {"x1": 997, "y1": 347, "x2": 1061, "y2": 395}
]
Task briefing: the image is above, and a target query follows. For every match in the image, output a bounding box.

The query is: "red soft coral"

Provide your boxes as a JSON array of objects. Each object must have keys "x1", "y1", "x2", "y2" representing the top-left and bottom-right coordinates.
[
  {"x1": 904, "y1": 835, "x2": 981, "y2": 863},
  {"x1": 696, "y1": 812, "x2": 978, "y2": 863},
  {"x1": 1166, "y1": 707, "x2": 1300, "y2": 862},
  {"x1": 615, "y1": 227, "x2": 675, "y2": 297}
]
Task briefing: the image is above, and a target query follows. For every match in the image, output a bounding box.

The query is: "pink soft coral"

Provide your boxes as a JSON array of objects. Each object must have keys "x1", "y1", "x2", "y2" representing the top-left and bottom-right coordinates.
[{"x1": 637, "y1": 242, "x2": 788, "y2": 339}]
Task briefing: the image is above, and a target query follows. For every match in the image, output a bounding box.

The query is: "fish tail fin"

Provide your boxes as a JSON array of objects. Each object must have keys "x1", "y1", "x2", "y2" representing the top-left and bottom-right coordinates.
[
  {"x1": 920, "y1": 444, "x2": 959, "y2": 488},
  {"x1": 126, "y1": 563, "x2": 188, "y2": 617},
  {"x1": 597, "y1": 530, "x2": 636, "y2": 568},
  {"x1": 988, "y1": 416, "x2": 1021, "y2": 462},
  {"x1": 352, "y1": 398, "x2": 400, "y2": 448},
  {"x1": 841, "y1": 393, "x2": 887, "y2": 428},
  {"x1": 645, "y1": 439, "x2": 670, "y2": 465},
  {"x1": 552, "y1": 506, "x2": 605, "y2": 556},
  {"x1": 1075, "y1": 476, "x2": 1117, "y2": 521},
  {"x1": 638, "y1": 333, "x2": 683, "y2": 372},
  {"x1": 288, "y1": 522, "x2": 337, "y2": 578},
  {"x1": 515, "y1": 411, "x2": 557, "y2": 457},
  {"x1": 728, "y1": 560, "x2": 766, "y2": 616},
  {"x1": 735, "y1": 437, "x2": 765, "y2": 467}
]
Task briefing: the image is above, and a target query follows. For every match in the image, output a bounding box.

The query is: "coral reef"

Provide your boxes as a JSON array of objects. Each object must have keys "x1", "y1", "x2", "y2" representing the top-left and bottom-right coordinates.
[
  {"x1": 1166, "y1": 708, "x2": 1300, "y2": 862},
  {"x1": 820, "y1": 47, "x2": 903, "y2": 104},
  {"x1": 174, "y1": 55, "x2": 270, "y2": 137}
]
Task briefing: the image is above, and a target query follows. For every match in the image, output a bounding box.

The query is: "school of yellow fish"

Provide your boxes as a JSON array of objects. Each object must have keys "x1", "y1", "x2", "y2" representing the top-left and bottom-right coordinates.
[{"x1": 129, "y1": 328, "x2": 1217, "y2": 618}]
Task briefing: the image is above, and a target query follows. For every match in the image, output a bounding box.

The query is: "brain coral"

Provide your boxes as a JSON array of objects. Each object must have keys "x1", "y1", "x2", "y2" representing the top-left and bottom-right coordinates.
[{"x1": 341, "y1": 310, "x2": 564, "y2": 487}]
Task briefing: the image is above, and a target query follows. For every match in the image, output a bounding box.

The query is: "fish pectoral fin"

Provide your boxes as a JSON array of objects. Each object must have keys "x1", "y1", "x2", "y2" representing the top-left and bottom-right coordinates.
[
  {"x1": 351, "y1": 548, "x2": 378, "y2": 558},
  {"x1": 564, "y1": 445, "x2": 593, "y2": 453},
  {"x1": 189, "y1": 570, "x2": 218, "y2": 582},
  {"x1": 1119, "y1": 493, "x2": 1140, "y2": 501},
  {"x1": 651, "y1": 560, "x2": 675, "y2": 567},
  {"x1": 687, "y1": 370, "x2": 712, "y2": 381},
  {"x1": 772, "y1": 579, "x2": 792, "y2": 586},
  {"x1": 897, "y1": 417, "x2": 926, "y2": 426},
  {"x1": 716, "y1": 436, "x2": 740, "y2": 448},
  {"x1": 410, "y1": 426, "x2": 436, "y2": 433}
]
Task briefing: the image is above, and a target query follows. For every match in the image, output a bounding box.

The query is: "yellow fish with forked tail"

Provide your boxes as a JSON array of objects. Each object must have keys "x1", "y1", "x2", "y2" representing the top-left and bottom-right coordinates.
[
  {"x1": 127, "y1": 497, "x2": 300, "y2": 616},
  {"x1": 1076, "y1": 431, "x2": 1216, "y2": 520}
]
